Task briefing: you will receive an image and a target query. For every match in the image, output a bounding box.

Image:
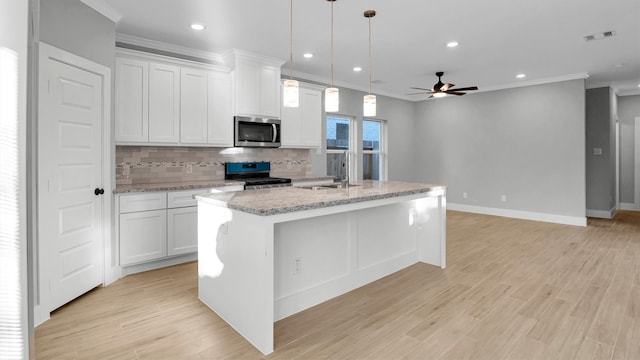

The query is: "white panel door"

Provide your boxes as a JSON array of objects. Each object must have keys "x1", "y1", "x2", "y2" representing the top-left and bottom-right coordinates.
[
  {"x1": 180, "y1": 68, "x2": 209, "y2": 144},
  {"x1": 115, "y1": 58, "x2": 148, "y2": 142},
  {"x1": 167, "y1": 207, "x2": 198, "y2": 256},
  {"x1": 39, "y1": 54, "x2": 104, "y2": 311},
  {"x1": 149, "y1": 63, "x2": 180, "y2": 143},
  {"x1": 208, "y1": 71, "x2": 233, "y2": 146}
]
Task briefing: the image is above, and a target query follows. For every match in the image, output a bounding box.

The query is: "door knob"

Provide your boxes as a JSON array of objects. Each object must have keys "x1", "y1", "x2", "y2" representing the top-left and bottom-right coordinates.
[{"x1": 94, "y1": 188, "x2": 105, "y2": 196}]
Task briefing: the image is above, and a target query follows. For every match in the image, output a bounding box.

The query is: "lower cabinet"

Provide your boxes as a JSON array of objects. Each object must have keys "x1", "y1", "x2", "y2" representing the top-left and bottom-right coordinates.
[
  {"x1": 118, "y1": 186, "x2": 242, "y2": 267},
  {"x1": 167, "y1": 206, "x2": 198, "y2": 256},
  {"x1": 120, "y1": 209, "x2": 167, "y2": 265}
]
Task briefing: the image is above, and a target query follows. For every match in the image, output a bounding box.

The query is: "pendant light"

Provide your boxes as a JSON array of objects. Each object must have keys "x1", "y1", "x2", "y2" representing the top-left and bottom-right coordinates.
[
  {"x1": 325, "y1": 0, "x2": 339, "y2": 113},
  {"x1": 363, "y1": 10, "x2": 376, "y2": 117},
  {"x1": 283, "y1": 0, "x2": 299, "y2": 108}
]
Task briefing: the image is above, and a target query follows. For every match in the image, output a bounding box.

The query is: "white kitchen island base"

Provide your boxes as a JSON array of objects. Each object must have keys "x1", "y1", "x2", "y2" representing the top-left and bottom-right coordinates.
[{"x1": 197, "y1": 183, "x2": 446, "y2": 355}]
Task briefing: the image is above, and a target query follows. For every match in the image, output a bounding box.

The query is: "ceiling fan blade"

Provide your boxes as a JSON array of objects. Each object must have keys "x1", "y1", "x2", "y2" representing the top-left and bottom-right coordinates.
[
  {"x1": 410, "y1": 87, "x2": 433, "y2": 91},
  {"x1": 441, "y1": 83, "x2": 455, "y2": 91},
  {"x1": 428, "y1": 95, "x2": 435, "y2": 99},
  {"x1": 445, "y1": 91, "x2": 466, "y2": 96},
  {"x1": 448, "y1": 86, "x2": 478, "y2": 92}
]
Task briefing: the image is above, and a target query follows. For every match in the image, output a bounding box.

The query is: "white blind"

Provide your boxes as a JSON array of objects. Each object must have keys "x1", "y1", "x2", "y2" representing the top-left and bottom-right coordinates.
[{"x1": 0, "y1": 46, "x2": 24, "y2": 360}]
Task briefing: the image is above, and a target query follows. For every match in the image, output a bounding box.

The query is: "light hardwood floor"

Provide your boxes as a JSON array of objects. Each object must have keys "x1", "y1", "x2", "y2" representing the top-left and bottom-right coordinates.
[{"x1": 35, "y1": 210, "x2": 640, "y2": 359}]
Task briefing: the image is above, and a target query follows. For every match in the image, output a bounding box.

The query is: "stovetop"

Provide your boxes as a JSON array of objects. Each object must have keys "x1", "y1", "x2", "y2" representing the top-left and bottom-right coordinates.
[{"x1": 224, "y1": 161, "x2": 291, "y2": 189}]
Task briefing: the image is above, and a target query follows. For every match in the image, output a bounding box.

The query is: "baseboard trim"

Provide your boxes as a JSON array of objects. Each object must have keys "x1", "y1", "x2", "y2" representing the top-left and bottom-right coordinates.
[
  {"x1": 620, "y1": 202, "x2": 640, "y2": 211},
  {"x1": 447, "y1": 203, "x2": 587, "y2": 227},
  {"x1": 121, "y1": 253, "x2": 197, "y2": 276},
  {"x1": 586, "y1": 207, "x2": 617, "y2": 219}
]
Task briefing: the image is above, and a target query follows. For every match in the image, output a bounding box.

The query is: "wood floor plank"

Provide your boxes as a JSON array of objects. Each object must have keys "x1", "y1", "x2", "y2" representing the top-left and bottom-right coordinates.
[{"x1": 34, "y1": 210, "x2": 640, "y2": 359}]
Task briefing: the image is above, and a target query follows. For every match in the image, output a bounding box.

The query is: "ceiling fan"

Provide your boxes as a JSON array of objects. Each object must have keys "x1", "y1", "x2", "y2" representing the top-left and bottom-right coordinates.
[{"x1": 408, "y1": 71, "x2": 478, "y2": 98}]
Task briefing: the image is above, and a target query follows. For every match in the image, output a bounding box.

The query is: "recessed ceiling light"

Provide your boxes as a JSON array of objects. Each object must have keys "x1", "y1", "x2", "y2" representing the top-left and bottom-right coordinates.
[
  {"x1": 638, "y1": 84, "x2": 640, "y2": 88},
  {"x1": 303, "y1": 53, "x2": 313, "y2": 59},
  {"x1": 446, "y1": 41, "x2": 459, "y2": 48},
  {"x1": 353, "y1": 67, "x2": 362, "y2": 72},
  {"x1": 614, "y1": 63, "x2": 625, "y2": 67},
  {"x1": 516, "y1": 73, "x2": 526, "y2": 79},
  {"x1": 190, "y1": 23, "x2": 205, "y2": 31}
]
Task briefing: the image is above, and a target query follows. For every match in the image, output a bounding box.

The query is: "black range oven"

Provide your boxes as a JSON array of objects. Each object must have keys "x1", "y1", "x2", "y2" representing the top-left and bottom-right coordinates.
[{"x1": 225, "y1": 161, "x2": 291, "y2": 190}]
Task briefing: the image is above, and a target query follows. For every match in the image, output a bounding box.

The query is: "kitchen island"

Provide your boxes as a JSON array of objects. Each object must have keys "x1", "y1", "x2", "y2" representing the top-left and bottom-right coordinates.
[{"x1": 195, "y1": 180, "x2": 446, "y2": 355}]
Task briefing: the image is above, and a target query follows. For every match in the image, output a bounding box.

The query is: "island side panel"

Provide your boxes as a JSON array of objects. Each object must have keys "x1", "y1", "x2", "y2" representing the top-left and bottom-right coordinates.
[
  {"x1": 417, "y1": 192, "x2": 447, "y2": 268},
  {"x1": 197, "y1": 202, "x2": 275, "y2": 355}
]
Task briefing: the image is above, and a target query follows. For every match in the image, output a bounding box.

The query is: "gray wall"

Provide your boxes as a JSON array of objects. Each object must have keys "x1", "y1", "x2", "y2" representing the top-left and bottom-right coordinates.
[
  {"x1": 310, "y1": 86, "x2": 416, "y2": 181},
  {"x1": 585, "y1": 87, "x2": 616, "y2": 213},
  {"x1": 619, "y1": 94, "x2": 640, "y2": 204},
  {"x1": 39, "y1": 0, "x2": 115, "y2": 68},
  {"x1": 413, "y1": 79, "x2": 586, "y2": 218}
]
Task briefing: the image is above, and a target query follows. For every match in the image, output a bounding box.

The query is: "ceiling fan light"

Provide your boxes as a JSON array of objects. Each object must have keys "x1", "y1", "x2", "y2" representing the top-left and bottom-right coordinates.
[
  {"x1": 325, "y1": 87, "x2": 339, "y2": 112},
  {"x1": 363, "y1": 95, "x2": 376, "y2": 117},
  {"x1": 433, "y1": 92, "x2": 447, "y2": 98},
  {"x1": 283, "y1": 79, "x2": 299, "y2": 108}
]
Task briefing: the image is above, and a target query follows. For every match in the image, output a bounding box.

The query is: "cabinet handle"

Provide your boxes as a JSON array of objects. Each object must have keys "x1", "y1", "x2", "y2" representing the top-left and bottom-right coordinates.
[{"x1": 94, "y1": 188, "x2": 105, "y2": 196}]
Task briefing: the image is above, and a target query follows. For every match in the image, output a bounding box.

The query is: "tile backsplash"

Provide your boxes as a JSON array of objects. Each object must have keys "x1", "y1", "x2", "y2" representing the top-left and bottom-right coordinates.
[{"x1": 116, "y1": 146, "x2": 313, "y2": 185}]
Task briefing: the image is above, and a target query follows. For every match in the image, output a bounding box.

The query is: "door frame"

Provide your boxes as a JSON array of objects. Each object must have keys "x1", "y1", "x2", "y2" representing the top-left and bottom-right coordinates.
[
  {"x1": 635, "y1": 117, "x2": 640, "y2": 209},
  {"x1": 35, "y1": 42, "x2": 113, "y2": 325}
]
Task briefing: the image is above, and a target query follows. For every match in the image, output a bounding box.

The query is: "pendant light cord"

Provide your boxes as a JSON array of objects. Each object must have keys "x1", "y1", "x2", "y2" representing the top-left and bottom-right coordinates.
[
  {"x1": 368, "y1": 16, "x2": 371, "y2": 95},
  {"x1": 330, "y1": 0, "x2": 334, "y2": 87},
  {"x1": 289, "y1": 0, "x2": 293, "y2": 80}
]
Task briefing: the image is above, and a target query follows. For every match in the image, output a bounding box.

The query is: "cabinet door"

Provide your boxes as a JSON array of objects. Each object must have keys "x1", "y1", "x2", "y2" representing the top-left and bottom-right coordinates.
[
  {"x1": 115, "y1": 58, "x2": 148, "y2": 143},
  {"x1": 300, "y1": 87, "x2": 322, "y2": 147},
  {"x1": 280, "y1": 98, "x2": 302, "y2": 147},
  {"x1": 149, "y1": 63, "x2": 180, "y2": 143},
  {"x1": 208, "y1": 71, "x2": 233, "y2": 147},
  {"x1": 180, "y1": 68, "x2": 209, "y2": 144},
  {"x1": 167, "y1": 207, "x2": 198, "y2": 256},
  {"x1": 260, "y1": 64, "x2": 280, "y2": 118},
  {"x1": 235, "y1": 58, "x2": 260, "y2": 116},
  {"x1": 119, "y1": 209, "x2": 167, "y2": 265}
]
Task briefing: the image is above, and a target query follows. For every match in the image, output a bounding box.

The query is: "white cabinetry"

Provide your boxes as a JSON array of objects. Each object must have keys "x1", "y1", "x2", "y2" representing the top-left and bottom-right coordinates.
[
  {"x1": 119, "y1": 192, "x2": 167, "y2": 265},
  {"x1": 149, "y1": 63, "x2": 180, "y2": 143},
  {"x1": 118, "y1": 185, "x2": 243, "y2": 268},
  {"x1": 223, "y1": 49, "x2": 284, "y2": 118},
  {"x1": 115, "y1": 58, "x2": 148, "y2": 142},
  {"x1": 281, "y1": 82, "x2": 323, "y2": 148},
  {"x1": 115, "y1": 49, "x2": 232, "y2": 147}
]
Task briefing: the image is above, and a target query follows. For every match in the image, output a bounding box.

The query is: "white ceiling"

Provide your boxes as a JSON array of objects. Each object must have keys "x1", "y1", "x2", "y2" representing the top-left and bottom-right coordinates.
[{"x1": 102, "y1": 0, "x2": 640, "y2": 99}]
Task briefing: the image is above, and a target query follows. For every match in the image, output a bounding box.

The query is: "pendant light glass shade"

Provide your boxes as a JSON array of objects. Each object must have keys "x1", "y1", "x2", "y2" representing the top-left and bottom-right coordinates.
[
  {"x1": 283, "y1": 79, "x2": 299, "y2": 108},
  {"x1": 325, "y1": 87, "x2": 339, "y2": 112},
  {"x1": 363, "y1": 94, "x2": 376, "y2": 117}
]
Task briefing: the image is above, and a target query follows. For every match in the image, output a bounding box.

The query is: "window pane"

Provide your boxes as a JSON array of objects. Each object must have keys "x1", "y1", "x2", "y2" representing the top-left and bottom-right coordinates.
[
  {"x1": 327, "y1": 152, "x2": 347, "y2": 180},
  {"x1": 326, "y1": 116, "x2": 350, "y2": 150},
  {"x1": 363, "y1": 120, "x2": 380, "y2": 151},
  {"x1": 363, "y1": 153, "x2": 380, "y2": 180}
]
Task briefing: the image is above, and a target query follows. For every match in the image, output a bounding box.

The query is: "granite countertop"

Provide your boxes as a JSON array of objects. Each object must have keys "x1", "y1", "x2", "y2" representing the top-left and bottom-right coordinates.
[
  {"x1": 195, "y1": 180, "x2": 446, "y2": 216},
  {"x1": 288, "y1": 176, "x2": 335, "y2": 182},
  {"x1": 113, "y1": 180, "x2": 245, "y2": 194}
]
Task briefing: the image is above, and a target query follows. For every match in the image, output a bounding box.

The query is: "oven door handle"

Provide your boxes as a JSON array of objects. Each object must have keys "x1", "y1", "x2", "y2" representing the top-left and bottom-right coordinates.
[{"x1": 272, "y1": 123, "x2": 278, "y2": 143}]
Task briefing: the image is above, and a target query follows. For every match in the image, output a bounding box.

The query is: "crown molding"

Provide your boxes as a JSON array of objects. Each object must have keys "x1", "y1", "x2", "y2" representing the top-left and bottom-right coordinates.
[
  {"x1": 116, "y1": 33, "x2": 224, "y2": 64},
  {"x1": 80, "y1": 0, "x2": 122, "y2": 23},
  {"x1": 618, "y1": 88, "x2": 640, "y2": 96},
  {"x1": 291, "y1": 70, "x2": 412, "y2": 101},
  {"x1": 479, "y1": 72, "x2": 590, "y2": 93},
  {"x1": 221, "y1": 48, "x2": 286, "y2": 67}
]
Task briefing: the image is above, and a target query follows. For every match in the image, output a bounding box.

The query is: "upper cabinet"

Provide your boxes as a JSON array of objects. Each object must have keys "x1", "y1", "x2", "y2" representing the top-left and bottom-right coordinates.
[
  {"x1": 115, "y1": 49, "x2": 233, "y2": 147},
  {"x1": 223, "y1": 49, "x2": 284, "y2": 119},
  {"x1": 281, "y1": 82, "x2": 323, "y2": 148}
]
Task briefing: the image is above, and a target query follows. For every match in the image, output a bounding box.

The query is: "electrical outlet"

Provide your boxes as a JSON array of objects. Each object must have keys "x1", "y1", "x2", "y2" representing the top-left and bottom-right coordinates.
[
  {"x1": 123, "y1": 165, "x2": 130, "y2": 176},
  {"x1": 501, "y1": 195, "x2": 507, "y2": 202},
  {"x1": 463, "y1": 192, "x2": 468, "y2": 199},
  {"x1": 293, "y1": 258, "x2": 302, "y2": 275},
  {"x1": 287, "y1": 161, "x2": 292, "y2": 169},
  {"x1": 186, "y1": 164, "x2": 193, "y2": 174}
]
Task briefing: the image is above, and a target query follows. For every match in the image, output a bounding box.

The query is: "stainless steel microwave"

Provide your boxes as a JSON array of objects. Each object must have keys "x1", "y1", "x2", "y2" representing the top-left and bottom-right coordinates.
[{"x1": 234, "y1": 116, "x2": 281, "y2": 148}]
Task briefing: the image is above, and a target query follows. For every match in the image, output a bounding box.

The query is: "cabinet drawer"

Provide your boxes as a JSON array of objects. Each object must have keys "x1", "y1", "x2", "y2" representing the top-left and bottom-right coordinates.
[
  {"x1": 167, "y1": 189, "x2": 199, "y2": 208},
  {"x1": 120, "y1": 192, "x2": 167, "y2": 213}
]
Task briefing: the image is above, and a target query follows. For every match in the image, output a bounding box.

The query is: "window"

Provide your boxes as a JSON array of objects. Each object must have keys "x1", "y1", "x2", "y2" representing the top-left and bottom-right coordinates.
[
  {"x1": 326, "y1": 116, "x2": 351, "y2": 181},
  {"x1": 363, "y1": 119, "x2": 382, "y2": 180}
]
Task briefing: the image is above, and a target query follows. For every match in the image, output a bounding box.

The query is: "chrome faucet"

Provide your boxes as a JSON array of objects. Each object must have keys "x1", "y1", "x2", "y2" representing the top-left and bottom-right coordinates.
[{"x1": 341, "y1": 151, "x2": 350, "y2": 186}]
